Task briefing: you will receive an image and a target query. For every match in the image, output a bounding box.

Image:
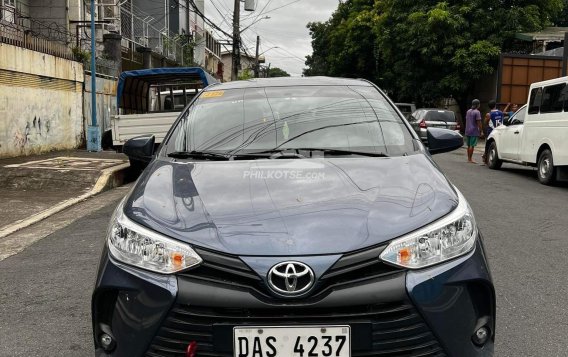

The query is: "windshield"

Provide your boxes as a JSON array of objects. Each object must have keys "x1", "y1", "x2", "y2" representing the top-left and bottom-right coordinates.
[
  {"x1": 424, "y1": 111, "x2": 456, "y2": 122},
  {"x1": 163, "y1": 85, "x2": 416, "y2": 157}
]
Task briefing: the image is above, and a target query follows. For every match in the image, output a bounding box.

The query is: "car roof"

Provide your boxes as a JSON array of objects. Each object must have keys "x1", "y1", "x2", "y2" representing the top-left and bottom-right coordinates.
[
  {"x1": 530, "y1": 75, "x2": 568, "y2": 88},
  {"x1": 420, "y1": 108, "x2": 453, "y2": 112},
  {"x1": 205, "y1": 77, "x2": 373, "y2": 90}
]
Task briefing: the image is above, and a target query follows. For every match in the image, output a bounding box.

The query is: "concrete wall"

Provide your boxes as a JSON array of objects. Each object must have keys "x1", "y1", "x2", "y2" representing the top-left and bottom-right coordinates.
[
  {"x1": 29, "y1": 0, "x2": 68, "y2": 36},
  {"x1": 0, "y1": 43, "x2": 84, "y2": 158},
  {"x1": 83, "y1": 74, "x2": 117, "y2": 136},
  {"x1": 221, "y1": 53, "x2": 255, "y2": 82}
]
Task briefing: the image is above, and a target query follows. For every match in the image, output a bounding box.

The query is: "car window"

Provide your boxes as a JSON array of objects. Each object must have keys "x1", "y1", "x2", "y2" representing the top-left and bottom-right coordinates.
[
  {"x1": 409, "y1": 111, "x2": 419, "y2": 121},
  {"x1": 397, "y1": 105, "x2": 411, "y2": 112},
  {"x1": 511, "y1": 107, "x2": 526, "y2": 124},
  {"x1": 528, "y1": 87, "x2": 542, "y2": 115},
  {"x1": 424, "y1": 110, "x2": 456, "y2": 122},
  {"x1": 540, "y1": 84, "x2": 566, "y2": 113},
  {"x1": 163, "y1": 85, "x2": 416, "y2": 157}
]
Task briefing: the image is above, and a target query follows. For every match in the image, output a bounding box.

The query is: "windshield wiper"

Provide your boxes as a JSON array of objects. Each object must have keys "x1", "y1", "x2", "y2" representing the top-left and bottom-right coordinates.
[
  {"x1": 167, "y1": 151, "x2": 230, "y2": 160},
  {"x1": 231, "y1": 149, "x2": 306, "y2": 159},
  {"x1": 234, "y1": 148, "x2": 388, "y2": 158},
  {"x1": 293, "y1": 148, "x2": 389, "y2": 157}
]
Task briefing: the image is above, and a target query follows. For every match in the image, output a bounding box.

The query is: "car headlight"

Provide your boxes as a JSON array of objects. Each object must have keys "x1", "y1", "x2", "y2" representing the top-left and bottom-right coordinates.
[
  {"x1": 380, "y1": 189, "x2": 477, "y2": 269},
  {"x1": 107, "y1": 200, "x2": 202, "y2": 274}
]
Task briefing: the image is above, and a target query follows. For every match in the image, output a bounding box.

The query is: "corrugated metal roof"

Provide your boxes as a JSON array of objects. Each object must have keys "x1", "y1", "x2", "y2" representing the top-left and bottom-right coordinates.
[{"x1": 516, "y1": 27, "x2": 568, "y2": 42}]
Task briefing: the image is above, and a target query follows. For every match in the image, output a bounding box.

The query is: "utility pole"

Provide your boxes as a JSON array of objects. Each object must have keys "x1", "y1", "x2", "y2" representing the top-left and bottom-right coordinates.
[
  {"x1": 563, "y1": 32, "x2": 568, "y2": 77},
  {"x1": 254, "y1": 35, "x2": 260, "y2": 78},
  {"x1": 231, "y1": 0, "x2": 240, "y2": 81},
  {"x1": 87, "y1": 0, "x2": 101, "y2": 151}
]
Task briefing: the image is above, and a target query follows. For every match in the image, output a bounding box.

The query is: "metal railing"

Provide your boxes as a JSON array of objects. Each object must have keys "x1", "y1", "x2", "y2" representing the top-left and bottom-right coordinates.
[
  {"x1": 120, "y1": 1, "x2": 186, "y2": 64},
  {"x1": 0, "y1": 2, "x2": 192, "y2": 68},
  {"x1": 0, "y1": 5, "x2": 75, "y2": 61}
]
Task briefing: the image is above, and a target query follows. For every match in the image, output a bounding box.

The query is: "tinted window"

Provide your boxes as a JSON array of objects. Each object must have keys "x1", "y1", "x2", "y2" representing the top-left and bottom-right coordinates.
[
  {"x1": 424, "y1": 110, "x2": 456, "y2": 122},
  {"x1": 528, "y1": 87, "x2": 542, "y2": 114},
  {"x1": 164, "y1": 85, "x2": 416, "y2": 157},
  {"x1": 540, "y1": 84, "x2": 566, "y2": 113}
]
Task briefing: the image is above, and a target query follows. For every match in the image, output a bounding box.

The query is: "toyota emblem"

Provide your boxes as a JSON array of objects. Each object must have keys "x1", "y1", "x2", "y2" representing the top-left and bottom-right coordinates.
[{"x1": 267, "y1": 261, "x2": 315, "y2": 296}]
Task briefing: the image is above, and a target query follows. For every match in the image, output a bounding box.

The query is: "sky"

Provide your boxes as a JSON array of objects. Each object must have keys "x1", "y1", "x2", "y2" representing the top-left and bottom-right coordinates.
[{"x1": 204, "y1": 0, "x2": 338, "y2": 76}]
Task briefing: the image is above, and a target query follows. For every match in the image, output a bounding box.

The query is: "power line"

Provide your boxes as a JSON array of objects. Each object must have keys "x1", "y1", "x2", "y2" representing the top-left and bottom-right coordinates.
[
  {"x1": 247, "y1": 0, "x2": 275, "y2": 25},
  {"x1": 176, "y1": 0, "x2": 233, "y2": 39},
  {"x1": 254, "y1": 0, "x2": 303, "y2": 18}
]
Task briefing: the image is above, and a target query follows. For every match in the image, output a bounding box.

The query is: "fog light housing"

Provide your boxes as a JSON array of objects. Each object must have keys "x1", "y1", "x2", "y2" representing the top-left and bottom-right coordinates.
[
  {"x1": 100, "y1": 332, "x2": 116, "y2": 351},
  {"x1": 472, "y1": 326, "x2": 490, "y2": 346}
]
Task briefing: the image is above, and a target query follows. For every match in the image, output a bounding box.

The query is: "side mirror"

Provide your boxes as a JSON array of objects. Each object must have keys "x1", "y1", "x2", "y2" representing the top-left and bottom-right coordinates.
[
  {"x1": 503, "y1": 117, "x2": 511, "y2": 126},
  {"x1": 123, "y1": 135, "x2": 156, "y2": 170},
  {"x1": 427, "y1": 128, "x2": 463, "y2": 155}
]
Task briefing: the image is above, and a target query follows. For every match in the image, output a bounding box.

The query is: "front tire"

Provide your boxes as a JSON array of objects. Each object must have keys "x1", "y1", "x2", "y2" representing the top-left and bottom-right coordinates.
[
  {"x1": 537, "y1": 149, "x2": 556, "y2": 185},
  {"x1": 487, "y1": 141, "x2": 502, "y2": 170}
]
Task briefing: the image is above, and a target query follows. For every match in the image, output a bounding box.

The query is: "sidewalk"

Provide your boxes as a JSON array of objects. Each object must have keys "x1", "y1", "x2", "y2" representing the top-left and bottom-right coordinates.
[{"x1": 0, "y1": 149, "x2": 130, "y2": 238}]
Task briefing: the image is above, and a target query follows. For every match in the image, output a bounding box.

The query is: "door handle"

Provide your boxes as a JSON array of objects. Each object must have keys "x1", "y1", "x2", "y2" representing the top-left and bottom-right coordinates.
[{"x1": 514, "y1": 131, "x2": 520, "y2": 134}]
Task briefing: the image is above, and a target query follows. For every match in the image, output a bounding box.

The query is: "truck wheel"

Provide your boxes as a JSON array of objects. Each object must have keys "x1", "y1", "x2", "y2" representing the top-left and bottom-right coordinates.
[
  {"x1": 537, "y1": 149, "x2": 556, "y2": 185},
  {"x1": 487, "y1": 141, "x2": 502, "y2": 170}
]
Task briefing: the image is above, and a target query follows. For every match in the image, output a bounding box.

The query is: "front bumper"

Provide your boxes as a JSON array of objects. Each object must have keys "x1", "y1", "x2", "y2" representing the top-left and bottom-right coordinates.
[{"x1": 92, "y1": 237, "x2": 495, "y2": 357}]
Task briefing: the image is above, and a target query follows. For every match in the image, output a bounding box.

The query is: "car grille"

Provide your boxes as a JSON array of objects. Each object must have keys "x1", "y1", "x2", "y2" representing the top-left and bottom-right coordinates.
[
  {"x1": 144, "y1": 246, "x2": 446, "y2": 357},
  {"x1": 145, "y1": 302, "x2": 447, "y2": 357},
  {"x1": 177, "y1": 246, "x2": 402, "y2": 299}
]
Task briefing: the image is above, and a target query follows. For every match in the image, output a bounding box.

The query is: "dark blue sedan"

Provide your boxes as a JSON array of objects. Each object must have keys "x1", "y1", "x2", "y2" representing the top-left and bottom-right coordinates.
[{"x1": 92, "y1": 77, "x2": 494, "y2": 357}]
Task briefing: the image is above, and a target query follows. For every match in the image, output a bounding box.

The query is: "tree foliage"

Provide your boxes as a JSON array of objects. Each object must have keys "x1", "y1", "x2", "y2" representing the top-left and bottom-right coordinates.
[
  {"x1": 268, "y1": 67, "x2": 291, "y2": 77},
  {"x1": 304, "y1": 0, "x2": 564, "y2": 105}
]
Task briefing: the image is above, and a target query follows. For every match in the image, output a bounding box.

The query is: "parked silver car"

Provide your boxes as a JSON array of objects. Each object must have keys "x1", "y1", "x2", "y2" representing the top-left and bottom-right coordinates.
[{"x1": 409, "y1": 109, "x2": 461, "y2": 141}]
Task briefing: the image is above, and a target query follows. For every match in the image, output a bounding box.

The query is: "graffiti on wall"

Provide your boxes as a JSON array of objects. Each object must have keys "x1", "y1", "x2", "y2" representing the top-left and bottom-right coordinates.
[
  {"x1": 1, "y1": 86, "x2": 82, "y2": 158},
  {"x1": 12, "y1": 116, "x2": 52, "y2": 152}
]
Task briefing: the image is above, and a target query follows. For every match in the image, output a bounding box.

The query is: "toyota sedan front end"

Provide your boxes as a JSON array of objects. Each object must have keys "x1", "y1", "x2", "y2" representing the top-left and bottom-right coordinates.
[{"x1": 92, "y1": 77, "x2": 495, "y2": 357}]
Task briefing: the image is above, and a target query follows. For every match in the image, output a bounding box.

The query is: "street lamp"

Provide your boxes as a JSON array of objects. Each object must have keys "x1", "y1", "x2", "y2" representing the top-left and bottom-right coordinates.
[
  {"x1": 259, "y1": 46, "x2": 279, "y2": 56},
  {"x1": 255, "y1": 46, "x2": 279, "y2": 78},
  {"x1": 240, "y1": 16, "x2": 271, "y2": 33}
]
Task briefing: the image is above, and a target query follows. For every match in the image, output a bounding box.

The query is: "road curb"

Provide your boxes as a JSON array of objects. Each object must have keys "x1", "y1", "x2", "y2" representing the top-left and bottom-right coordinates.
[{"x1": 0, "y1": 163, "x2": 130, "y2": 239}]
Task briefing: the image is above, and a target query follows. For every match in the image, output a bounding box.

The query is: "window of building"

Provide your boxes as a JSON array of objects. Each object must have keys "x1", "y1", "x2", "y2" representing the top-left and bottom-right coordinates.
[{"x1": 1, "y1": 0, "x2": 17, "y2": 23}]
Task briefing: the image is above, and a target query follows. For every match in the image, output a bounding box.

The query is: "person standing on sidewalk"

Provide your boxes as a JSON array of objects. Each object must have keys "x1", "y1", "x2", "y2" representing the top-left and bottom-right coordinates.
[
  {"x1": 464, "y1": 99, "x2": 484, "y2": 163},
  {"x1": 482, "y1": 100, "x2": 504, "y2": 164}
]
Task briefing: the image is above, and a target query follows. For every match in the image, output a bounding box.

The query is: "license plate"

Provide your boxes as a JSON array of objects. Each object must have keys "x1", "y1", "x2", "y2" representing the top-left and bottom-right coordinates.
[{"x1": 233, "y1": 326, "x2": 350, "y2": 357}]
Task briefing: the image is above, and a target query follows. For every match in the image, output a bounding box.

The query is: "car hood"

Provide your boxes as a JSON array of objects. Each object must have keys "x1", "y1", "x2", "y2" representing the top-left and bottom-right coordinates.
[{"x1": 125, "y1": 155, "x2": 458, "y2": 256}]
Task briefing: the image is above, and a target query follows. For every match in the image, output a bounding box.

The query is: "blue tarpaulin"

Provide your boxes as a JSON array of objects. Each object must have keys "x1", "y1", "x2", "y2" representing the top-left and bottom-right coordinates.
[{"x1": 116, "y1": 67, "x2": 218, "y2": 112}]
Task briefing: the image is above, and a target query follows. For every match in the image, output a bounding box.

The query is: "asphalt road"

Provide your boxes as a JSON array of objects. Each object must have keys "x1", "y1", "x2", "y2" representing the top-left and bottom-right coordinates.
[{"x1": 1, "y1": 150, "x2": 568, "y2": 356}]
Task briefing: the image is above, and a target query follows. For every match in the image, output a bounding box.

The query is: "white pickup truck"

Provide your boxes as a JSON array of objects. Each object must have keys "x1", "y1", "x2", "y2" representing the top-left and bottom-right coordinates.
[
  {"x1": 486, "y1": 76, "x2": 568, "y2": 185},
  {"x1": 110, "y1": 67, "x2": 218, "y2": 147}
]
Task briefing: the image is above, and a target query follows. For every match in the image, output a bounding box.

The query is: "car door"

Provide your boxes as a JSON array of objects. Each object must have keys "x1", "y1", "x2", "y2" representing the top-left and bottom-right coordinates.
[{"x1": 500, "y1": 106, "x2": 526, "y2": 161}]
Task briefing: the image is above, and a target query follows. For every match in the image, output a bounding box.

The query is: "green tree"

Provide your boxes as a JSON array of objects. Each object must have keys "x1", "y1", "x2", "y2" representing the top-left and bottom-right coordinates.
[
  {"x1": 238, "y1": 68, "x2": 254, "y2": 80},
  {"x1": 268, "y1": 67, "x2": 291, "y2": 77},
  {"x1": 304, "y1": 0, "x2": 564, "y2": 105}
]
